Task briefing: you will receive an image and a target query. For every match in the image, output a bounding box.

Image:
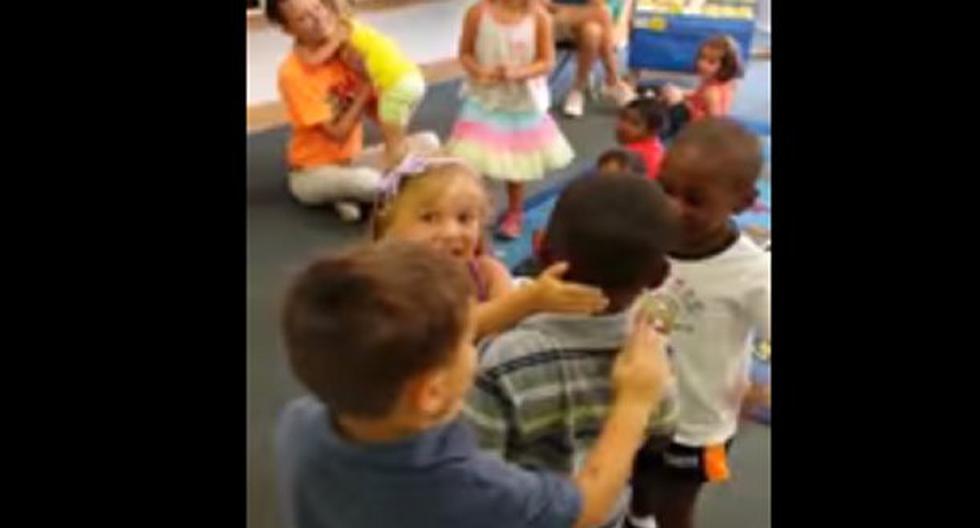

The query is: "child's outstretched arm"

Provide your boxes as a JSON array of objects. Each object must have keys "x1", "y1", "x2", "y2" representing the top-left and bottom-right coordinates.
[
  {"x1": 458, "y1": 4, "x2": 498, "y2": 85},
  {"x1": 474, "y1": 262, "x2": 608, "y2": 340},
  {"x1": 499, "y1": 8, "x2": 556, "y2": 82}
]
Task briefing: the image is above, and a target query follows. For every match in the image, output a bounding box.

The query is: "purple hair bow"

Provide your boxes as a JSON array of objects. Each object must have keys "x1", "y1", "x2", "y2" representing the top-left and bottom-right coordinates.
[{"x1": 377, "y1": 154, "x2": 469, "y2": 203}]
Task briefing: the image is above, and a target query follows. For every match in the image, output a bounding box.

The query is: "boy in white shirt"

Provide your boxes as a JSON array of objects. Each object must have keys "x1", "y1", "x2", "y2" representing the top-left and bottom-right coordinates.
[{"x1": 627, "y1": 118, "x2": 770, "y2": 528}]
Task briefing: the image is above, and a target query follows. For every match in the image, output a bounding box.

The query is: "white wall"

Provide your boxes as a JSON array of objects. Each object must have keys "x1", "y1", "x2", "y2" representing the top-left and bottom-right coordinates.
[{"x1": 247, "y1": 0, "x2": 470, "y2": 106}]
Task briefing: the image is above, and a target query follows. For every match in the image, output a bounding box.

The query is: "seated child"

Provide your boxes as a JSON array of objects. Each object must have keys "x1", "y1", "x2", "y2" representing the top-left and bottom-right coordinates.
[
  {"x1": 374, "y1": 155, "x2": 609, "y2": 340},
  {"x1": 292, "y1": 0, "x2": 428, "y2": 166},
  {"x1": 628, "y1": 118, "x2": 769, "y2": 528},
  {"x1": 597, "y1": 148, "x2": 649, "y2": 177},
  {"x1": 276, "y1": 240, "x2": 675, "y2": 528},
  {"x1": 658, "y1": 34, "x2": 743, "y2": 139},
  {"x1": 464, "y1": 174, "x2": 682, "y2": 527},
  {"x1": 615, "y1": 97, "x2": 667, "y2": 179}
]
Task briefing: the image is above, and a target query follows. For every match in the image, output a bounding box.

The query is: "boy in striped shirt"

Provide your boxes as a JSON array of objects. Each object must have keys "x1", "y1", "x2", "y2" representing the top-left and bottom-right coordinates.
[{"x1": 464, "y1": 173, "x2": 680, "y2": 527}]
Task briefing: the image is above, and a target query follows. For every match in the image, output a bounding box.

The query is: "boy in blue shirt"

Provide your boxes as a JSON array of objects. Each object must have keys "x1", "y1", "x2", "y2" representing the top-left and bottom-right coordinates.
[{"x1": 276, "y1": 240, "x2": 673, "y2": 528}]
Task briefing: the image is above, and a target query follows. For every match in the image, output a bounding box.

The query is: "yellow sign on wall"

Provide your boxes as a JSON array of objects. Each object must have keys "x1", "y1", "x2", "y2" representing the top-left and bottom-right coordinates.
[{"x1": 648, "y1": 16, "x2": 668, "y2": 31}]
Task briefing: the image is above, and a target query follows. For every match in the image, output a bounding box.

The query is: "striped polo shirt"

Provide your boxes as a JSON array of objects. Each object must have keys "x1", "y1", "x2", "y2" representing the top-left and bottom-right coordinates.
[{"x1": 463, "y1": 310, "x2": 678, "y2": 473}]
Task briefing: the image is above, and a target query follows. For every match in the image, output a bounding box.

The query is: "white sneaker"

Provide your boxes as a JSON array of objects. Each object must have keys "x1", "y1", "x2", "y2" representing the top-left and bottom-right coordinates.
[
  {"x1": 334, "y1": 201, "x2": 362, "y2": 223},
  {"x1": 627, "y1": 514, "x2": 659, "y2": 528},
  {"x1": 563, "y1": 89, "x2": 585, "y2": 117},
  {"x1": 602, "y1": 81, "x2": 637, "y2": 107}
]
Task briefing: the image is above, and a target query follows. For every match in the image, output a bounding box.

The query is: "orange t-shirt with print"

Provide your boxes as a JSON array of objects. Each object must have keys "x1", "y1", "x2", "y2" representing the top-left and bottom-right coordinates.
[{"x1": 278, "y1": 52, "x2": 364, "y2": 170}]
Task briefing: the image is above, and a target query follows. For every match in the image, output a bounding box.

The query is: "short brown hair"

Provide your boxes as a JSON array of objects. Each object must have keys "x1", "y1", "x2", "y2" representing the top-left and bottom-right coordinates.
[
  {"x1": 281, "y1": 240, "x2": 474, "y2": 418},
  {"x1": 666, "y1": 117, "x2": 762, "y2": 188},
  {"x1": 699, "y1": 34, "x2": 744, "y2": 82}
]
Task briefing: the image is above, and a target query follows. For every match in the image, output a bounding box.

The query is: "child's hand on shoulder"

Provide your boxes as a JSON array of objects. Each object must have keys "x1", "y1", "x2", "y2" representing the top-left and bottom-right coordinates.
[
  {"x1": 613, "y1": 313, "x2": 672, "y2": 414},
  {"x1": 526, "y1": 262, "x2": 609, "y2": 315}
]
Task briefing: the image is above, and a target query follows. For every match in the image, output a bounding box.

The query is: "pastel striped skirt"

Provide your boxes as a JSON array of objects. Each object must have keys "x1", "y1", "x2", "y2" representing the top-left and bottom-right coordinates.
[{"x1": 447, "y1": 98, "x2": 574, "y2": 182}]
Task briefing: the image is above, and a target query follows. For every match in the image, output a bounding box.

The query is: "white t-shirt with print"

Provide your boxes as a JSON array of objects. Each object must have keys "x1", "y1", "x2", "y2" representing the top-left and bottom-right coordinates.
[{"x1": 654, "y1": 233, "x2": 770, "y2": 447}]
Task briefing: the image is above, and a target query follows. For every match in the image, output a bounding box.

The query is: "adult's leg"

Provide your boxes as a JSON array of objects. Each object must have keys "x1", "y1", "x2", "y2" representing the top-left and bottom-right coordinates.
[
  {"x1": 556, "y1": 5, "x2": 626, "y2": 86},
  {"x1": 554, "y1": 5, "x2": 616, "y2": 91}
]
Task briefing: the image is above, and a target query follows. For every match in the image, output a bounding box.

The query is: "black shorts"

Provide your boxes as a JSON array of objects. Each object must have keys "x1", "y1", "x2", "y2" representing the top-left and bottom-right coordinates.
[{"x1": 633, "y1": 437, "x2": 735, "y2": 484}]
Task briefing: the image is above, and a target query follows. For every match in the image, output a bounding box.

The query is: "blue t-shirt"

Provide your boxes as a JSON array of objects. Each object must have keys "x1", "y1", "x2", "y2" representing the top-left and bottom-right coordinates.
[{"x1": 276, "y1": 396, "x2": 582, "y2": 528}]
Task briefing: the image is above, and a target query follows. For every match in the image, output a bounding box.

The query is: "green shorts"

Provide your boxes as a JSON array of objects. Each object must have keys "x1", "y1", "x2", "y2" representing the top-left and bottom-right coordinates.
[{"x1": 378, "y1": 72, "x2": 426, "y2": 127}]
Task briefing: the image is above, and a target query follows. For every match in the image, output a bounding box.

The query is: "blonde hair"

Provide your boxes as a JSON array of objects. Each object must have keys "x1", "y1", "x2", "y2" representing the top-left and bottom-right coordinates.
[{"x1": 372, "y1": 157, "x2": 492, "y2": 243}]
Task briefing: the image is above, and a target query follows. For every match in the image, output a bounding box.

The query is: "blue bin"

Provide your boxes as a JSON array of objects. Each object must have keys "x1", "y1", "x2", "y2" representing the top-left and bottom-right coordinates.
[{"x1": 628, "y1": 14, "x2": 754, "y2": 72}]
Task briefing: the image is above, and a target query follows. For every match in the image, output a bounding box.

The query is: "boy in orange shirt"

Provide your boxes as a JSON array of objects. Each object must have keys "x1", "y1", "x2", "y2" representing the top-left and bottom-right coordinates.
[{"x1": 268, "y1": 0, "x2": 439, "y2": 222}]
